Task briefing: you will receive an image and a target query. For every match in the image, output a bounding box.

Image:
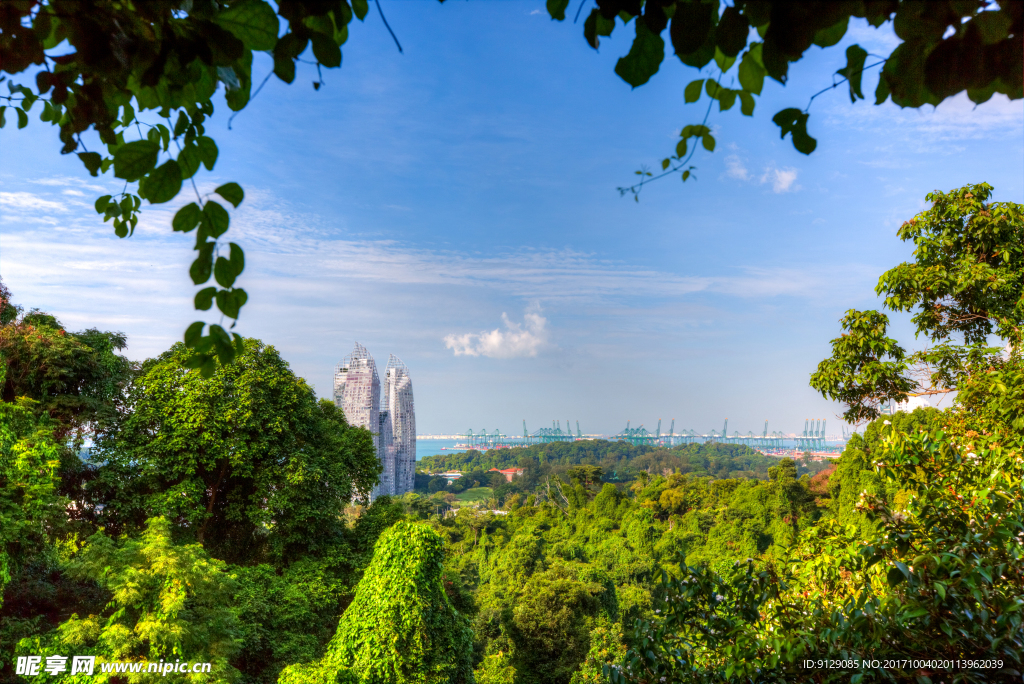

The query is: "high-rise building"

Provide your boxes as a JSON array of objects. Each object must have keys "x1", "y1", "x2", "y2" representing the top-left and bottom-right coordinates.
[
  {"x1": 334, "y1": 343, "x2": 383, "y2": 499},
  {"x1": 334, "y1": 344, "x2": 415, "y2": 501},
  {"x1": 385, "y1": 354, "x2": 416, "y2": 496}
]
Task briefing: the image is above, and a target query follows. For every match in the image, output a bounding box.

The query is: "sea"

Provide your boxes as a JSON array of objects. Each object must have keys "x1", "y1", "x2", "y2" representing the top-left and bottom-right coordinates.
[{"x1": 415, "y1": 439, "x2": 471, "y2": 462}]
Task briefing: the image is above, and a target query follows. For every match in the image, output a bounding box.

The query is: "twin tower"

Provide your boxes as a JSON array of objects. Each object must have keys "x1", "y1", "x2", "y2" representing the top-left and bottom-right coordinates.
[{"x1": 333, "y1": 343, "x2": 416, "y2": 501}]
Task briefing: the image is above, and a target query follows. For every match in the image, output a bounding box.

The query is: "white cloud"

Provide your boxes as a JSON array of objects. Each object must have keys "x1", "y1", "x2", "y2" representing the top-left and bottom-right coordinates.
[
  {"x1": 529, "y1": 8, "x2": 543, "y2": 15},
  {"x1": 445, "y1": 309, "x2": 549, "y2": 358},
  {"x1": 0, "y1": 191, "x2": 68, "y2": 212},
  {"x1": 760, "y1": 165, "x2": 799, "y2": 193},
  {"x1": 724, "y1": 155, "x2": 749, "y2": 181}
]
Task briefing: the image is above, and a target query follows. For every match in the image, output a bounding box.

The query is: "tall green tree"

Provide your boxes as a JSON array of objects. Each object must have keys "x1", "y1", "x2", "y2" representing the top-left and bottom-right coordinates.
[
  {"x1": 88, "y1": 338, "x2": 379, "y2": 565},
  {"x1": 811, "y1": 183, "x2": 1024, "y2": 423}
]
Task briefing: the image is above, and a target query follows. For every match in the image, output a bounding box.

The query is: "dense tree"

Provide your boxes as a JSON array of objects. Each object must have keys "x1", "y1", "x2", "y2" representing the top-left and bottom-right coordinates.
[
  {"x1": 0, "y1": 299, "x2": 131, "y2": 445},
  {"x1": 811, "y1": 183, "x2": 1023, "y2": 423},
  {"x1": 86, "y1": 338, "x2": 379, "y2": 564},
  {"x1": 15, "y1": 517, "x2": 241, "y2": 684}
]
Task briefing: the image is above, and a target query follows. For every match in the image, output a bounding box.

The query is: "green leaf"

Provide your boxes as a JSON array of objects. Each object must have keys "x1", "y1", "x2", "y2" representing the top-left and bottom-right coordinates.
[
  {"x1": 190, "y1": 243, "x2": 216, "y2": 285},
  {"x1": 813, "y1": 17, "x2": 849, "y2": 47},
  {"x1": 718, "y1": 89, "x2": 736, "y2": 112},
  {"x1": 113, "y1": 140, "x2": 160, "y2": 181},
  {"x1": 675, "y1": 138, "x2": 687, "y2": 157},
  {"x1": 713, "y1": 46, "x2": 736, "y2": 73},
  {"x1": 209, "y1": 324, "x2": 235, "y2": 363},
  {"x1": 661, "y1": 158, "x2": 670, "y2": 171},
  {"x1": 78, "y1": 152, "x2": 102, "y2": 176},
  {"x1": 934, "y1": 582, "x2": 946, "y2": 599},
  {"x1": 16, "y1": 108, "x2": 28, "y2": 129},
  {"x1": 214, "y1": 257, "x2": 237, "y2": 288},
  {"x1": 274, "y1": 53, "x2": 296, "y2": 84},
  {"x1": 228, "y1": 242, "x2": 245, "y2": 276},
  {"x1": 215, "y1": 182, "x2": 245, "y2": 208},
  {"x1": 771, "y1": 108, "x2": 817, "y2": 155},
  {"x1": 173, "y1": 203, "x2": 202, "y2": 233},
  {"x1": 173, "y1": 111, "x2": 189, "y2": 137},
  {"x1": 310, "y1": 32, "x2": 342, "y2": 68},
  {"x1": 887, "y1": 566, "x2": 906, "y2": 587},
  {"x1": 195, "y1": 287, "x2": 217, "y2": 311},
  {"x1": 0, "y1": 106, "x2": 6, "y2": 128},
  {"x1": 352, "y1": 0, "x2": 369, "y2": 21},
  {"x1": 837, "y1": 44, "x2": 869, "y2": 102},
  {"x1": 184, "y1": 321, "x2": 205, "y2": 347},
  {"x1": 738, "y1": 91, "x2": 755, "y2": 116},
  {"x1": 94, "y1": 195, "x2": 112, "y2": 214},
  {"x1": 701, "y1": 133, "x2": 715, "y2": 151},
  {"x1": 216, "y1": 289, "x2": 242, "y2": 318},
  {"x1": 196, "y1": 136, "x2": 219, "y2": 170},
  {"x1": 202, "y1": 201, "x2": 230, "y2": 239},
  {"x1": 738, "y1": 44, "x2": 765, "y2": 95},
  {"x1": 213, "y1": 0, "x2": 280, "y2": 51},
  {"x1": 972, "y1": 10, "x2": 1012, "y2": 45},
  {"x1": 547, "y1": 0, "x2": 570, "y2": 21},
  {"x1": 684, "y1": 79, "x2": 704, "y2": 103},
  {"x1": 141, "y1": 160, "x2": 182, "y2": 204},
  {"x1": 178, "y1": 143, "x2": 201, "y2": 179},
  {"x1": 615, "y1": 20, "x2": 665, "y2": 88},
  {"x1": 875, "y1": 72, "x2": 891, "y2": 104}
]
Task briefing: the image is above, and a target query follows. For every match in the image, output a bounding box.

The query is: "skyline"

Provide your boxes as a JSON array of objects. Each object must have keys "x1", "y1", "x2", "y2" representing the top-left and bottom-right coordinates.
[{"x1": 1, "y1": 2, "x2": 1021, "y2": 435}]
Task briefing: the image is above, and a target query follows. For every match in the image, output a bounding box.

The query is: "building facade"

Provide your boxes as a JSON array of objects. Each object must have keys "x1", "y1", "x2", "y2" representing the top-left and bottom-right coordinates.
[
  {"x1": 334, "y1": 343, "x2": 415, "y2": 501},
  {"x1": 385, "y1": 354, "x2": 416, "y2": 496}
]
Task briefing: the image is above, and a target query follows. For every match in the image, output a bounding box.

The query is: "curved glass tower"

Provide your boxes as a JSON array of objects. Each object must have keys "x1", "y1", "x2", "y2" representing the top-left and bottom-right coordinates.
[
  {"x1": 385, "y1": 354, "x2": 416, "y2": 496},
  {"x1": 334, "y1": 343, "x2": 386, "y2": 499}
]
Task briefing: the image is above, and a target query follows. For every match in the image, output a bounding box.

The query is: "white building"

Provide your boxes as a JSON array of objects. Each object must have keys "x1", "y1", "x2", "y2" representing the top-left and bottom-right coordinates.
[
  {"x1": 334, "y1": 344, "x2": 416, "y2": 501},
  {"x1": 385, "y1": 355, "x2": 416, "y2": 496}
]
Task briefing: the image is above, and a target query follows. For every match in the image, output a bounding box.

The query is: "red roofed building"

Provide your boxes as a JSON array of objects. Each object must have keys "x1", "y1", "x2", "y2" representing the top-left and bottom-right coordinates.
[{"x1": 489, "y1": 467, "x2": 523, "y2": 482}]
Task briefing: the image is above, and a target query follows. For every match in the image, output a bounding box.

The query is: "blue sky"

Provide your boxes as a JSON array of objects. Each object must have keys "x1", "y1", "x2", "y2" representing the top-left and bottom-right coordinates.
[{"x1": 2, "y1": 3, "x2": 1022, "y2": 436}]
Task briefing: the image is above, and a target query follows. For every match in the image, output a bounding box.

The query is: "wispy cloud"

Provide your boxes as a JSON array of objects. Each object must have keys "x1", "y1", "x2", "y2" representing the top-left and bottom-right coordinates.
[
  {"x1": 0, "y1": 191, "x2": 68, "y2": 212},
  {"x1": 760, "y1": 165, "x2": 799, "y2": 193},
  {"x1": 445, "y1": 308, "x2": 549, "y2": 358},
  {"x1": 724, "y1": 155, "x2": 750, "y2": 181}
]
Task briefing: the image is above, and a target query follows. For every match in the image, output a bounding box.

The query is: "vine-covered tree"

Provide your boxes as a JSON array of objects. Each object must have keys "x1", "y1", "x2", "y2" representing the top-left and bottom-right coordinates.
[{"x1": 279, "y1": 520, "x2": 474, "y2": 684}]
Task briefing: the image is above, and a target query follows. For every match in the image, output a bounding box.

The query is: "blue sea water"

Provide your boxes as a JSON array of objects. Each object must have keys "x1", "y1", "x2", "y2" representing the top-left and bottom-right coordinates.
[{"x1": 415, "y1": 439, "x2": 471, "y2": 461}]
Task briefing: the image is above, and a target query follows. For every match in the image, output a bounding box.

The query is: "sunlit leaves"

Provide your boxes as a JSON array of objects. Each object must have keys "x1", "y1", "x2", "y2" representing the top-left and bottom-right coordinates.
[
  {"x1": 737, "y1": 43, "x2": 765, "y2": 95},
  {"x1": 810, "y1": 309, "x2": 912, "y2": 423},
  {"x1": 213, "y1": 0, "x2": 280, "y2": 51},
  {"x1": 771, "y1": 108, "x2": 817, "y2": 155}
]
